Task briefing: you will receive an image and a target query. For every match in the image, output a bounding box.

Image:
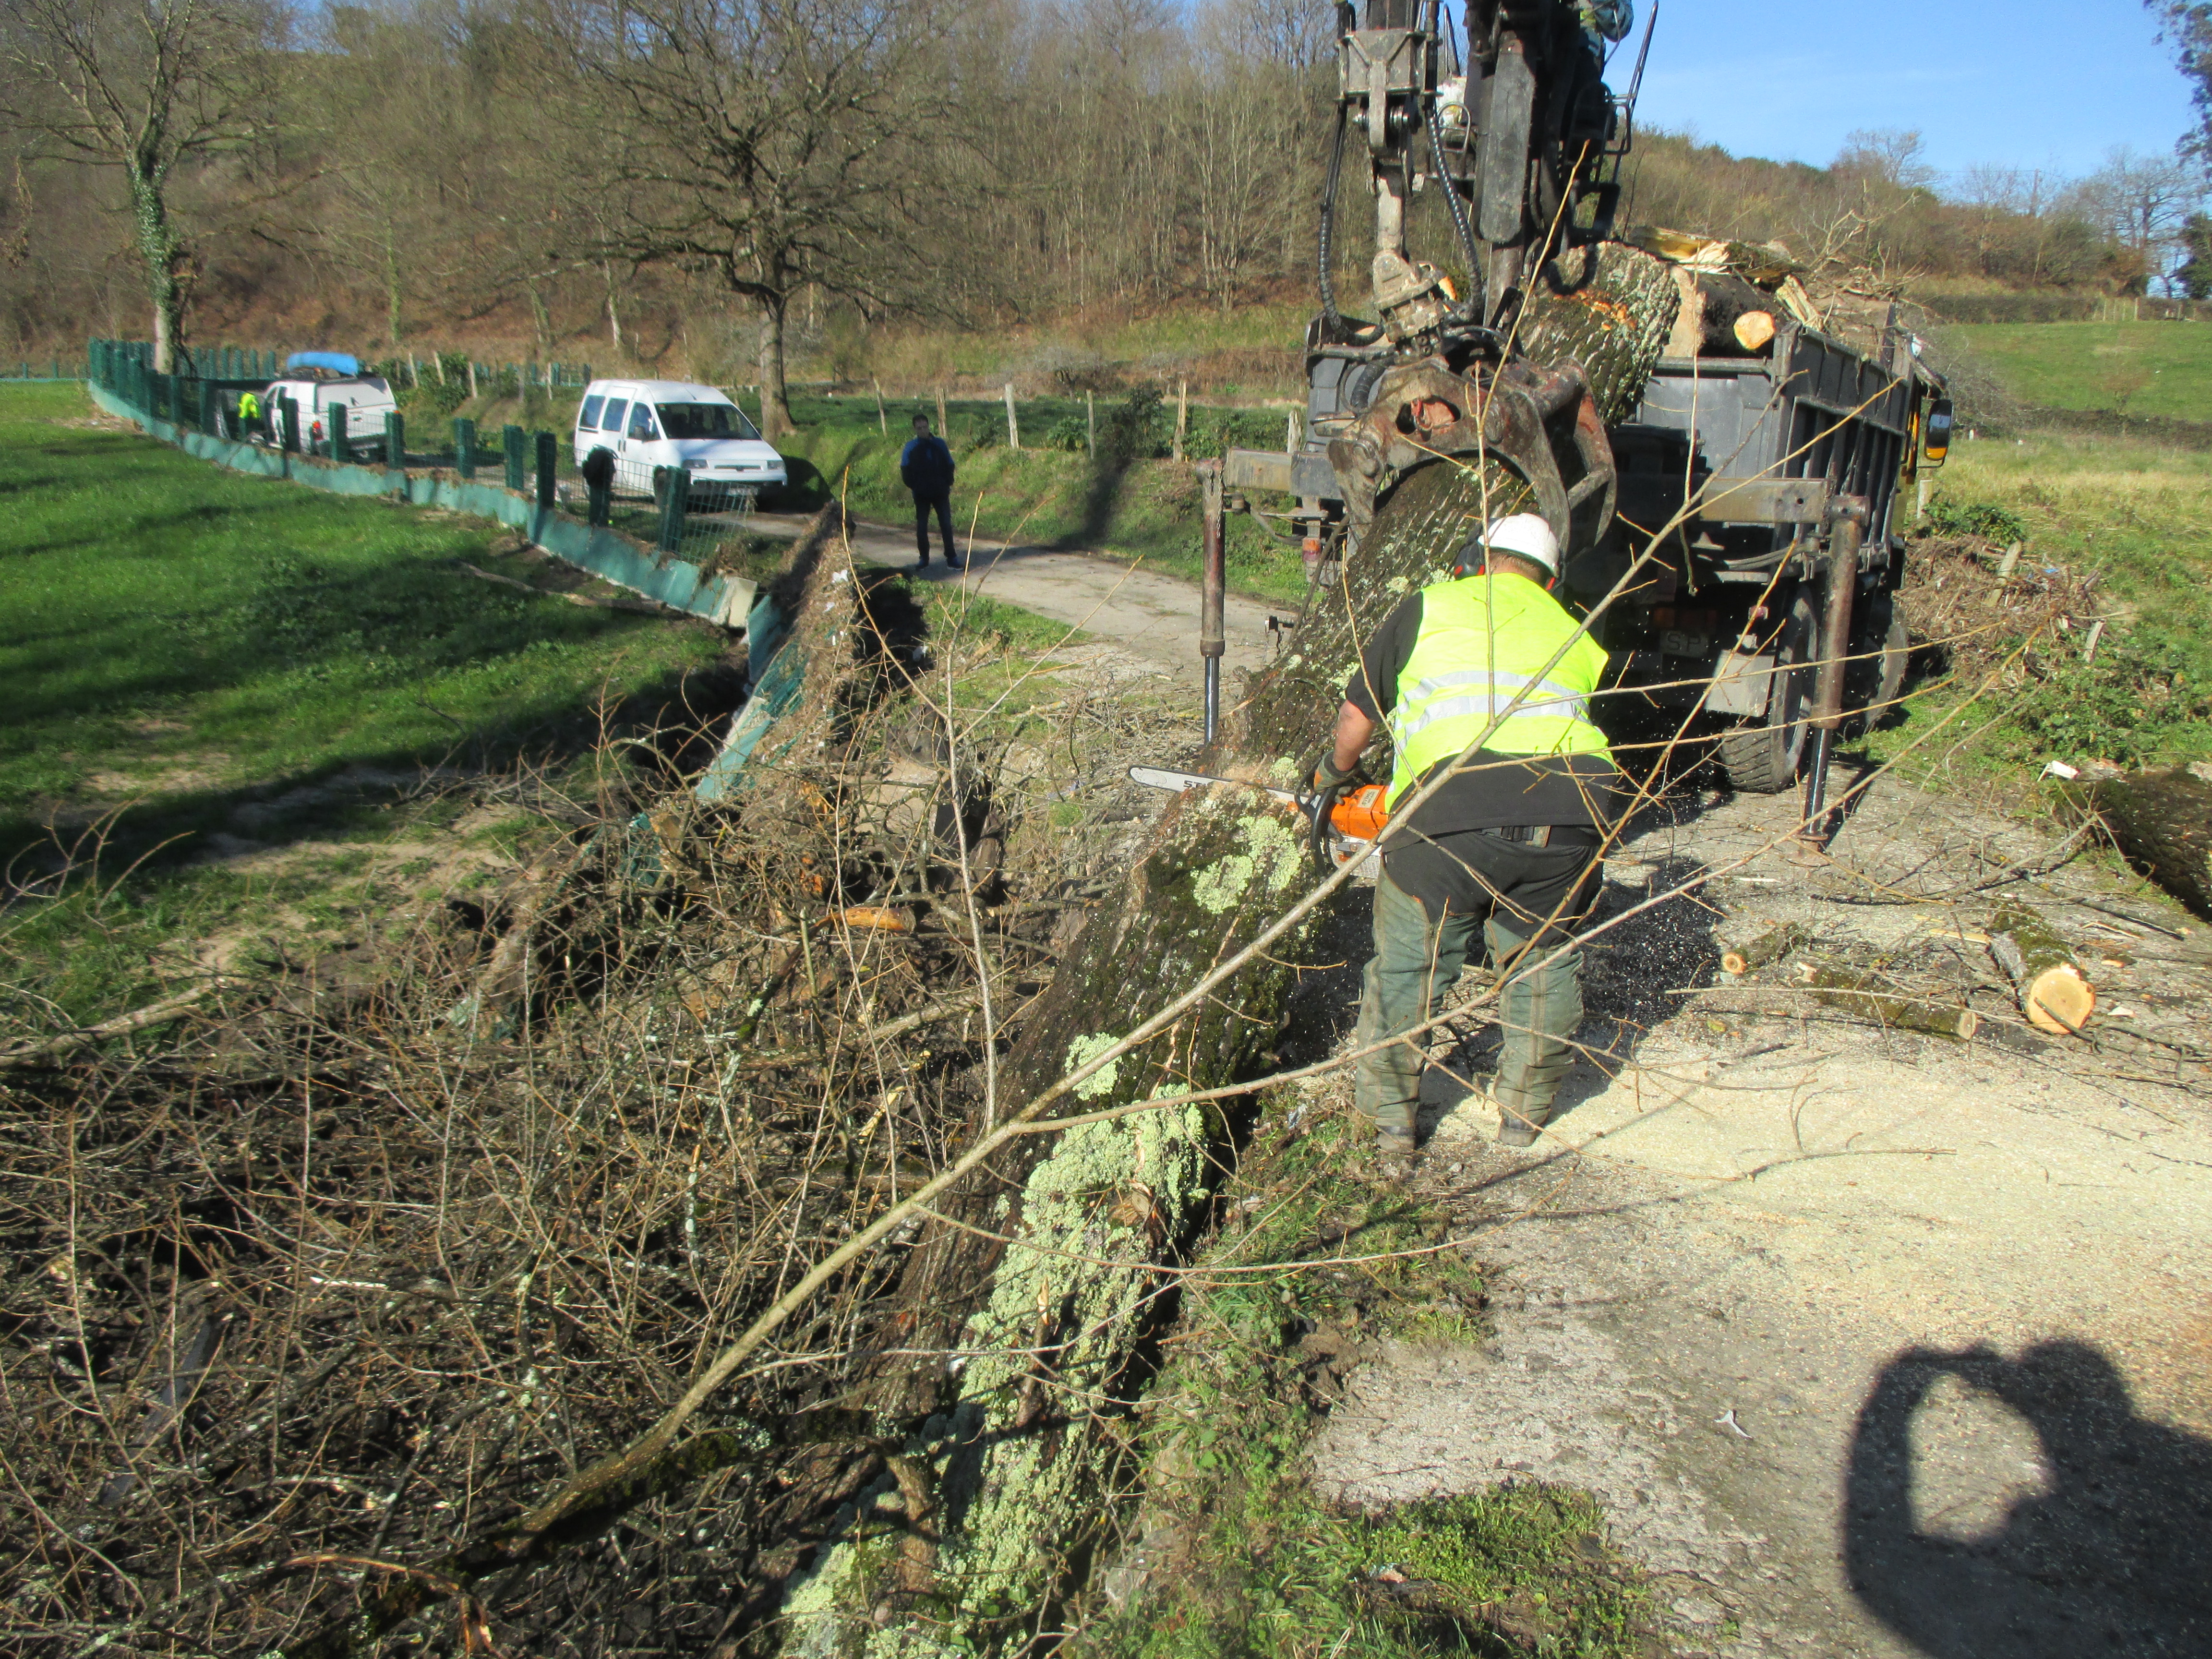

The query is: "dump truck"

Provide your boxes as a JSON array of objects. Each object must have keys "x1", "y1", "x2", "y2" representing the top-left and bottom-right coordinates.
[{"x1": 1206, "y1": 0, "x2": 1952, "y2": 824}]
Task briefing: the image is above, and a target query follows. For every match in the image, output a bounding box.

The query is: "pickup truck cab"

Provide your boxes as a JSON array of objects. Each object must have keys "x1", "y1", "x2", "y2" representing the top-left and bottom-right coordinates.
[{"x1": 575, "y1": 379, "x2": 786, "y2": 500}]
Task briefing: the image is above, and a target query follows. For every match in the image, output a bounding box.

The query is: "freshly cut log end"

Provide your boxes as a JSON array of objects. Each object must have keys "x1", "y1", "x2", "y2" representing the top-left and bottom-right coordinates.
[
  {"x1": 1988, "y1": 901, "x2": 2096, "y2": 1035},
  {"x1": 1732, "y1": 311, "x2": 1778, "y2": 351}
]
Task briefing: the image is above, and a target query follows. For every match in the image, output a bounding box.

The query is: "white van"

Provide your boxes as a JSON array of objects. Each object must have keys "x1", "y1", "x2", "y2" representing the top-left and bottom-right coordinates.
[
  {"x1": 261, "y1": 373, "x2": 400, "y2": 457},
  {"x1": 574, "y1": 379, "x2": 786, "y2": 500}
]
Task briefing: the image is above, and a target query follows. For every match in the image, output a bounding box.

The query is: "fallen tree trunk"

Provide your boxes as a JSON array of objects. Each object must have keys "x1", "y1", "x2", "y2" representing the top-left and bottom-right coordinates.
[
  {"x1": 784, "y1": 243, "x2": 1685, "y2": 1650},
  {"x1": 2081, "y1": 762, "x2": 2212, "y2": 919},
  {"x1": 1987, "y1": 901, "x2": 2095, "y2": 1034}
]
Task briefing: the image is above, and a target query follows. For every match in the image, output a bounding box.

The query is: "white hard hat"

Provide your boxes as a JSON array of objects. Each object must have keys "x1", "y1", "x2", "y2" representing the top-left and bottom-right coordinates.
[{"x1": 1479, "y1": 512, "x2": 1561, "y2": 575}]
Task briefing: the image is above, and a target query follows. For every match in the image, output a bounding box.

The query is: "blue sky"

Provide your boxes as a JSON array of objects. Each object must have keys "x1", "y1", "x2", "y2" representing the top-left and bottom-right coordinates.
[{"x1": 1611, "y1": 0, "x2": 2199, "y2": 184}]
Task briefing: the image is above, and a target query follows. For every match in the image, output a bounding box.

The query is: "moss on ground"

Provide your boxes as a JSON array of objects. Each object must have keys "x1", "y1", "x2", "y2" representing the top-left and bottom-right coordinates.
[{"x1": 1071, "y1": 1102, "x2": 1658, "y2": 1659}]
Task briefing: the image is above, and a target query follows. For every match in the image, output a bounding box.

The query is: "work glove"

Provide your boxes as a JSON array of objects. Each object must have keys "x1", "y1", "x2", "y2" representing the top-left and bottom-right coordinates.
[
  {"x1": 1308, "y1": 752, "x2": 1362, "y2": 873},
  {"x1": 1311, "y1": 753, "x2": 1359, "y2": 793}
]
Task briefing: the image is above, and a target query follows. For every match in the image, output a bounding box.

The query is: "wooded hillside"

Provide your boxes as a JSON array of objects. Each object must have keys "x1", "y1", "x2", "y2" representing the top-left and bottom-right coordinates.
[{"x1": 0, "y1": 0, "x2": 2178, "y2": 404}]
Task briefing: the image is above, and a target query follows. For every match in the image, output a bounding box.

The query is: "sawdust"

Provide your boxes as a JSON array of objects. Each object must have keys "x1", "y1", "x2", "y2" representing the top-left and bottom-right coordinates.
[{"x1": 1307, "y1": 775, "x2": 2212, "y2": 1657}]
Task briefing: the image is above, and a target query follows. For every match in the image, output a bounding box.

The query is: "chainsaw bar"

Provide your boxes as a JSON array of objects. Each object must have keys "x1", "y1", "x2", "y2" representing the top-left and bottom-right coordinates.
[{"x1": 1126, "y1": 766, "x2": 1304, "y2": 807}]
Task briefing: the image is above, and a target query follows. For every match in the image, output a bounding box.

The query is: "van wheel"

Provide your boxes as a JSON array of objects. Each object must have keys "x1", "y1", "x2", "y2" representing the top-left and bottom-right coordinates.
[{"x1": 1718, "y1": 591, "x2": 1817, "y2": 794}]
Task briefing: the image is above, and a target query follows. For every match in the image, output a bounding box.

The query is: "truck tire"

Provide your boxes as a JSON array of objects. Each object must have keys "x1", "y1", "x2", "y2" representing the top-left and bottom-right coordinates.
[
  {"x1": 1717, "y1": 591, "x2": 1816, "y2": 793},
  {"x1": 1845, "y1": 592, "x2": 1909, "y2": 733}
]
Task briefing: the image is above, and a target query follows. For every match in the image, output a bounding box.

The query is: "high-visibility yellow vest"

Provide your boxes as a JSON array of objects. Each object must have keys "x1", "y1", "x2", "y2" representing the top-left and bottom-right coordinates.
[
  {"x1": 239, "y1": 391, "x2": 260, "y2": 419},
  {"x1": 1385, "y1": 569, "x2": 1612, "y2": 810}
]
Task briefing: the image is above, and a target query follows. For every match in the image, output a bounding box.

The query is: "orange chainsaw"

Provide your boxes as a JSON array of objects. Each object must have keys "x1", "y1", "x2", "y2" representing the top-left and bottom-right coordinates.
[{"x1": 1128, "y1": 766, "x2": 1389, "y2": 871}]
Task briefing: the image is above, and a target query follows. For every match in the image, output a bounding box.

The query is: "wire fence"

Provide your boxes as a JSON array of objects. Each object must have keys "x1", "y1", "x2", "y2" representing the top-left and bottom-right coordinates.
[{"x1": 87, "y1": 338, "x2": 753, "y2": 574}]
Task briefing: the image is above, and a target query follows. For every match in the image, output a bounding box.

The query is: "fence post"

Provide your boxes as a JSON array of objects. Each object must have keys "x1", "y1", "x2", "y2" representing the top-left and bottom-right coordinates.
[
  {"x1": 503, "y1": 424, "x2": 527, "y2": 491},
  {"x1": 1004, "y1": 382, "x2": 1020, "y2": 451},
  {"x1": 535, "y1": 431, "x2": 556, "y2": 508},
  {"x1": 386, "y1": 410, "x2": 406, "y2": 469},
  {"x1": 330, "y1": 401, "x2": 349, "y2": 462},
  {"x1": 454, "y1": 417, "x2": 477, "y2": 478},
  {"x1": 1086, "y1": 389, "x2": 1095, "y2": 459},
  {"x1": 657, "y1": 465, "x2": 691, "y2": 552},
  {"x1": 281, "y1": 395, "x2": 301, "y2": 452},
  {"x1": 200, "y1": 381, "x2": 217, "y2": 434},
  {"x1": 1174, "y1": 379, "x2": 1188, "y2": 460},
  {"x1": 467, "y1": 360, "x2": 479, "y2": 399},
  {"x1": 587, "y1": 452, "x2": 612, "y2": 527}
]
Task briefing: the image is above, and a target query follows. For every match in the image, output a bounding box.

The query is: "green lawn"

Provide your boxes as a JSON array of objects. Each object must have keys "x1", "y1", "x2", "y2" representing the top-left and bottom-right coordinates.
[
  {"x1": 1873, "y1": 428, "x2": 2212, "y2": 783},
  {"x1": 0, "y1": 381, "x2": 722, "y2": 1022},
  {"x1": 1944, "y1": 321, "x2": 2212, "y2": 421}
]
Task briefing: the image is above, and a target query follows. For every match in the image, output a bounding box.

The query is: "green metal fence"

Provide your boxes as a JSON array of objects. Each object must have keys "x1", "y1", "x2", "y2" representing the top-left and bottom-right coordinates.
[{"x1": 86, "y1": 338, "x2": 741, "y2": 571}]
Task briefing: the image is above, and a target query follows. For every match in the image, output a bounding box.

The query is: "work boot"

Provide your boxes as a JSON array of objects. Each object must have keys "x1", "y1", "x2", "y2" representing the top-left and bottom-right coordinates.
[{"x1": 1495, "y1": 1101, "x2": 1554, "y2": 1149}]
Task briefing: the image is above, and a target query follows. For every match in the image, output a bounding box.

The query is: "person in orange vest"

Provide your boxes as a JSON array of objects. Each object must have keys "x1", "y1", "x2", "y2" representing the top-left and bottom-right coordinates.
[{"x1": 1312, "y1": 513, "x2": 1623, "y2": 1179}]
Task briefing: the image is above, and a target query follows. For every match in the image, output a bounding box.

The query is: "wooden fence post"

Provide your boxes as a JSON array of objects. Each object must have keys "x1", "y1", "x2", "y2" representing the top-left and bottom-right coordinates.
[
  {"x1": 1004, "y1": 382, "x2": 1019, "y2": 451},
  {"x1": 1174, "y1": 378, "x2": 1188, "y2": 460},
  {"x1": 937, "y1": 385, "x2": 948, "y2": 436},
  {"x1": 1086, "y1": 390, "x2": 1095, "y2": 459},
  {"x1": 873, "y1": 376, "x2": 888, "y2": 435}
]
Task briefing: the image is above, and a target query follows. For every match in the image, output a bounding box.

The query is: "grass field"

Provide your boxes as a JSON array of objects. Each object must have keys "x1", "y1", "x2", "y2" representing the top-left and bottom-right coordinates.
[
  {"x1": 1944, "y1": 321, "x2": 2212, "y2": 421},
  {"x1": 1872, "y1": 427, "x2": 2212, "y2": 788},
  {"x1": 0, "y1": 381, "x2": 724, "y2": 1023}
]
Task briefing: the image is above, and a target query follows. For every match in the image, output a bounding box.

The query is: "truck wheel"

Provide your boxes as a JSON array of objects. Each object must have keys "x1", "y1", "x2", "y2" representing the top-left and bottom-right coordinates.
[{"x1": 1717, "y1": 591, "x2": 1816, "y2": 793}]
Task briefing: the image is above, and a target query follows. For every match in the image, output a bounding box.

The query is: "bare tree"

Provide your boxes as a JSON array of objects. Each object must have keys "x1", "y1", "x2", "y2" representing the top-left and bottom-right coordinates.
[
  {"x1": 568, "y1": 0, "x2": 958, "y2": 434},
  {"x1": 2069, "y1": 144, "x2": 2207, "y2": 291},
  {"x1": 0, "y1": 0, "x2": 278, "y2": 368}
]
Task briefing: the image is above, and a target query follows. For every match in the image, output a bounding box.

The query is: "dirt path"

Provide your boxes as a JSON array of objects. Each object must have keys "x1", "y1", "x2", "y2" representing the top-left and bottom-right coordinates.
[
  {"x1": 749, "y1": 510, "x2": 1286, "y2": 687},
  {"x1": 1300, "y1": 775, "x2": 2212, "y2": 1656}
]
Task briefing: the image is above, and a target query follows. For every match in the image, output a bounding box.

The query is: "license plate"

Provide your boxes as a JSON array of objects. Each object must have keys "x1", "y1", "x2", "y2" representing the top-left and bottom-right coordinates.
[{"x1": 1660, "y1": 629, "x2": 1709, "y2": 658}]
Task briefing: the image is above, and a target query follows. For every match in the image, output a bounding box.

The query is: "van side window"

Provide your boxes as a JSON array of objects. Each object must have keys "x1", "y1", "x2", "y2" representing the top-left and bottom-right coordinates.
[
  {"x1": 580, "y1": 395, "x2": 605, "y2": 430},
  {"x1": 600, "y1": 398, "x2": 628, "y2": 434},
  {"x1": 627, "y1": 402, "x2": 659, "y2": 440}
]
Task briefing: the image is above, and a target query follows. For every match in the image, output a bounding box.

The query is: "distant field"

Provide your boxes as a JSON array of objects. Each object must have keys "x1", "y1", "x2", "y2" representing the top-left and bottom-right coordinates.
[
  {"x1": 0, "y1": 381, "x2": 721, "y2": 1021},
  {"x1": 1944, "y1": 321, "x2": 2212, "y2": 421}
]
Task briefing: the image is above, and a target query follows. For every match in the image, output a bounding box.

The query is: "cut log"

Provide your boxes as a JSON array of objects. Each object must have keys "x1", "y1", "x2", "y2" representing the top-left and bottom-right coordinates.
[
  {"x1": 1663, "y1": 270, "x2": 1782, "y2": 359},
  {"x1": 1721, "y1": 923, "x2": 1806, "y2": 976},
  {"x1": 2082, "y1": 763, "x2": 2212, "y2": 920},
  {"x1": 1987, "y1": 901, "x2": 2096, "y2": 1034},
  {"x1": 1794, "y1": 960, "x2": 1982, "y2": 1041}
]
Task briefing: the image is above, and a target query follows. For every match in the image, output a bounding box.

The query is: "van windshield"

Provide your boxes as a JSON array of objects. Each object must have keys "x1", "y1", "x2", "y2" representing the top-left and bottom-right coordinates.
[{"x1": 656, "y1": 402, "x2": 757, "y2": 441}]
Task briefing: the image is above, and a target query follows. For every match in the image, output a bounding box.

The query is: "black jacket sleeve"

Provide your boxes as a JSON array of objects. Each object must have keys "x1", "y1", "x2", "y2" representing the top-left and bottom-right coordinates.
[{"x1": 1344, "y1": 594, "x2": 1423, "y2": 721}]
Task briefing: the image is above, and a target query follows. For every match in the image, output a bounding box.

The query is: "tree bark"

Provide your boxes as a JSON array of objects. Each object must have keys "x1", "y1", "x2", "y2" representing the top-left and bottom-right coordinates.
[
  {"x1": 1987, "y1": 902, "x2": 2095, "y2": 1034},
  {"x1": 129, "y1": 164, "x2": 188, "y2": 373},
  {"x1": 1794, "y1": 960, "x2": 1982, "y2": 1041},
  {"x1": 757, "y1": 289, "x2": 794, "y2": 438},
  {"x1": 2082, "y1": 763, "x2": 2212, "y2": 919},
  {"x1": 795, "y1": 240, "x2": 1684, "y2": 1648}
]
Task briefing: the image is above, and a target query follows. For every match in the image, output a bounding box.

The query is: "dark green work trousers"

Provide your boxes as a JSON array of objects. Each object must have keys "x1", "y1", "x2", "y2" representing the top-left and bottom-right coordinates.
[{"x1": 1352, "y1": 830, "x2": 1602, "y2": 1142}]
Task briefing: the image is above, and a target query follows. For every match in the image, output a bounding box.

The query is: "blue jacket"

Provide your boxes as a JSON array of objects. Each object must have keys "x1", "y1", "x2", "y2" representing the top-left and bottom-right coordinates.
[{"x1": 900, "y1": 434, "x2": 956, "y2": 497}]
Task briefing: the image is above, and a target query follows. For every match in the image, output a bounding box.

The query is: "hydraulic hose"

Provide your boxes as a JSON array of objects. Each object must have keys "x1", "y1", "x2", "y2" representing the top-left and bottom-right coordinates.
[
  {"x1": 1318, "y1": 102, "x2": 1350, "y2": 329},
  {"x1": 1426, "y1": 90, "x2": 1488, "y2": 317}
]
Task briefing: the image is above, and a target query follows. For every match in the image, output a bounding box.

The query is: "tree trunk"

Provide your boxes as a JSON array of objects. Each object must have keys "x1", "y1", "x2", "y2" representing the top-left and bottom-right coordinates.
[
  {"x1": 757, "y1": 291, "x2": 794, "y2": 438},
  {"x1": 603, "y1": 262, "x2": 624, "y2": 350},
  {"x1": 792, "y1": 241, "x2": 1684, "y2": 1649},
  {"x1": 129, "y1": 165, "x2": 186, "y2": 373},
  {"x1": 2078, "y1": 763, "x2": 2212, "y2": 919}
]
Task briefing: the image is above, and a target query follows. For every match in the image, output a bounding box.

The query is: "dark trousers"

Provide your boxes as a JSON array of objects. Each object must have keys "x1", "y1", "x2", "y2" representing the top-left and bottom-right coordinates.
[
  {"x1": 1353, "y1": 830, "x2": 1602, "y2": 1140},
  {"x1": 913, "y1": 491, "x2": 956, "y2": 563}
]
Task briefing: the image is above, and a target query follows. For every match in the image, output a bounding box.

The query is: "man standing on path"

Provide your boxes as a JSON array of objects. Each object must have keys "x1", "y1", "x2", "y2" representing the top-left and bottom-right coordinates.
[
  {"x1": 1310, "y1": 513, "x2": 1621, "y2": 1179},
  {"x1": 900, "y1": 413, "x2": 961, "y2": 571}
]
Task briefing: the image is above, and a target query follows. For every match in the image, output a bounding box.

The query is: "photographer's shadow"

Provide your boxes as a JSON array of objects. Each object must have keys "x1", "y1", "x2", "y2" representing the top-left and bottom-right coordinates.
[{"x1": 1845, "y1": 1341, "x2": 2212, "y2": 1655}]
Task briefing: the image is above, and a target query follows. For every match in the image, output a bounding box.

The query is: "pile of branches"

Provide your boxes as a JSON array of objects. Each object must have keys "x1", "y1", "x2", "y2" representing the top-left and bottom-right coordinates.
[{"x1": 0, "y1": 532, "x2": 1117, "y2": 1655}]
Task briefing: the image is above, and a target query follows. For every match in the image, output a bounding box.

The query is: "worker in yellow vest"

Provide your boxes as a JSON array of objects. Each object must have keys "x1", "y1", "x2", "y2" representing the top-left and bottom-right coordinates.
[
  {"x1": 1312, "y1": 512, "x2": 1622, "y2": 1177},
  {"x1": 237, "y1": 387, "x2": 262, "y2": 439}
]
